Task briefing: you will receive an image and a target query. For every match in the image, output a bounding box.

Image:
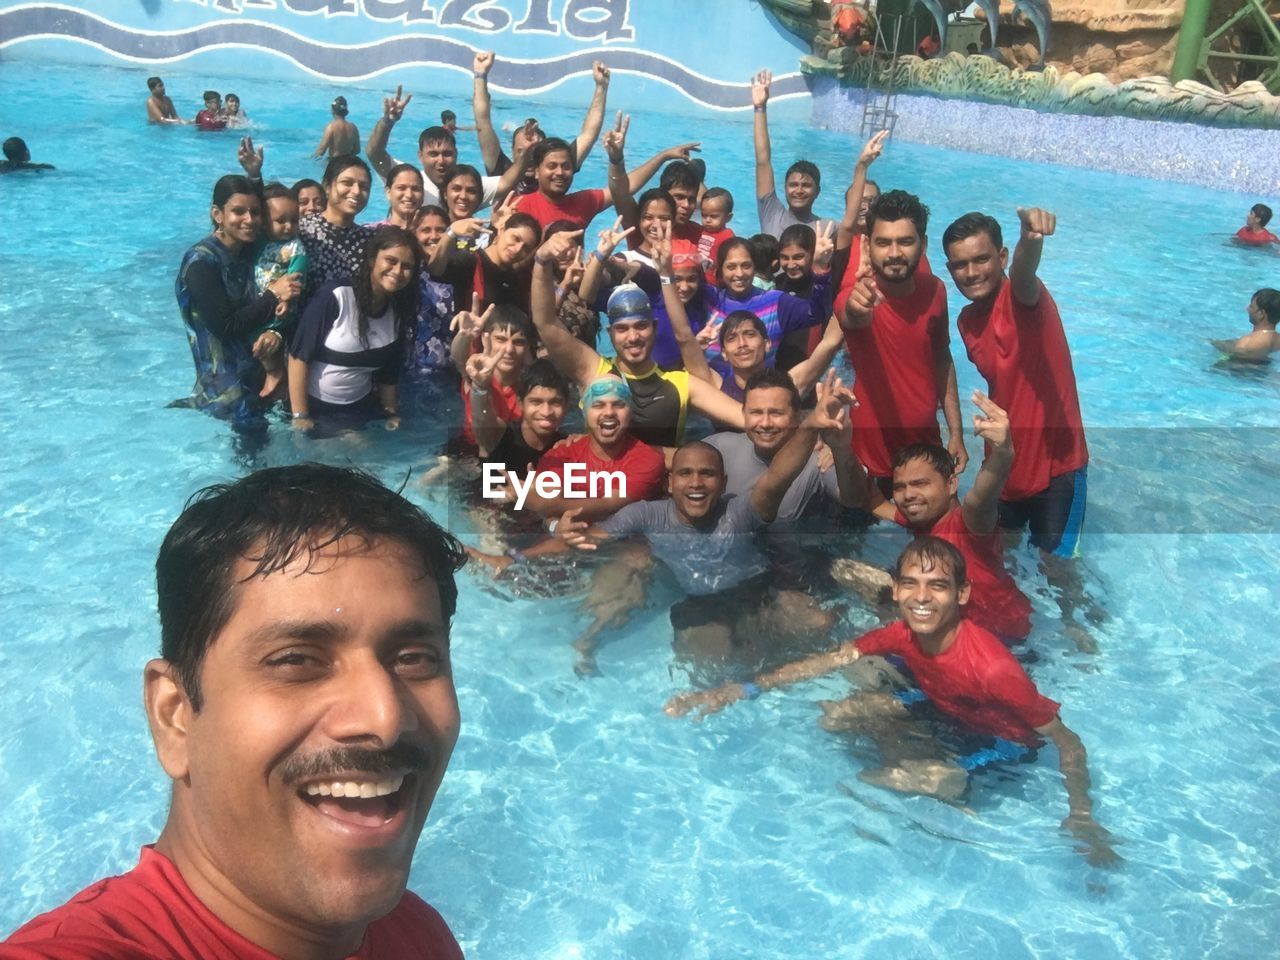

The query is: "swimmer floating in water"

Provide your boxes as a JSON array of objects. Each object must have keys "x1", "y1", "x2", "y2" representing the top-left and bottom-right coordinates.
[
  {"x1": 0, "y1": 137, "x2": 54, "y2": 173},
  {"x1": 145, "y1": 76, "x2": 183, "y2": 125},
  {"x1": 1233, "y1": 203, "x2": 1279, "y2": 247},
  {"x1": 1209, "y1": 288, "x2": 1280, "y2": 363}
]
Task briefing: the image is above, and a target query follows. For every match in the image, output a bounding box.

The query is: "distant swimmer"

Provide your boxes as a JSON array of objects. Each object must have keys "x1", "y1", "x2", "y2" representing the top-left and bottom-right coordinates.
[
  {"x1": 313, "y1": 95, "x2": 360, "y2": 159},
  {"x1": 223, "y1": 93, "x2": 250, "y2": 129},
  {"x1": 667, "y1": 536, "x2": 1121, "y2": 868},
  {"x1": 145, "y1": 76, "x2": 183, "y2": 125},
  {"x1": 439, "y1": 110, "x2": 476, "y2": 135},
  {"x1": 1210, "y1": 288, "x2": 1280, "y2": 363},
  {"x1": 1234, "y1": 203, "x2": 1279, "y2": 247},
  {"x1": 194, "y1": 91, "x2": 226, "y2": 132},
  {"x1": 0, "y1": 137, "x2": 54, "y2": 173}
]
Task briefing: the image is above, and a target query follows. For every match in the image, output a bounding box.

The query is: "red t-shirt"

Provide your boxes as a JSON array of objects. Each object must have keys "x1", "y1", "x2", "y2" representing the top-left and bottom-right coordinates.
[
  {"x1": 461, "y1": 378, "x2": 521, "y2": 447},
  {"x1": 514, "y1": 188, "x2": 608, "y2": 231},
  {"x1": 855, "y1": 620, "x2": 1059, "y2": 743},
  {"x1": 194, "y1": 110, "x2": 226, "y2": 132},
  {"x1": 1235, "y1": 226, "x2": 1279, "y2": 245},
  {"x1": 698, "y1": 227, "x2": 734, "y2": 283},
  {"x1": 0, "y1": 847, "x2": 463, "y2": 960},
  {"x1": 894, "y1": 505, "x2": 1032, "y2": 641},
  {"x1": 840, "y1": 272, "x2": 949, "y2": 477},
  {"x1": 534, "y1": 434, "x2": 666, "y2": 503},
  {"x1": 957, "y1": 280, "x2": 1088, "y2": 500}
]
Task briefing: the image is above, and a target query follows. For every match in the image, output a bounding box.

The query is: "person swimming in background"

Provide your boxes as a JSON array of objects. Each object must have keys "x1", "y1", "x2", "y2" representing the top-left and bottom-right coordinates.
[
  {"x1": 440, "y1": 109, "x2": 476, "y2": 134},
  {"x1": 145, "y1": 76, "x2": 183, "y2": 125},
  {"x1": 1209, "y1": 288, "x2": 1280, "y2": 362},
  {"x1": 1234, "y1": 203, "x2": 1280, "y2": 246},
  {"x1": 223, "y1": 93, "x2": 250, "y2": 129},
  {"x1": 0, "y1": 137, "x2": 54, "y2": 173},
  {"x1": 312, "y1": 95, "x2": 360, "y2": 159},
  {"x1": 194, "y1": 91, "x2": 226, "y2": 132}
]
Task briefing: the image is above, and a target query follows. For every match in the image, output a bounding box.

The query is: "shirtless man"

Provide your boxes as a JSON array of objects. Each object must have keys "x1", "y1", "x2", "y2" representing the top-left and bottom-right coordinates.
[
  {"x1": 313, "y1": 96, "x2": 360, "y2": 159},
  {"x1": 145, "y1": 76, "x2": 182, "y2": 125},
  {"x1": 1210, "y1": 288, "x2": 1280, "y2": 362}
]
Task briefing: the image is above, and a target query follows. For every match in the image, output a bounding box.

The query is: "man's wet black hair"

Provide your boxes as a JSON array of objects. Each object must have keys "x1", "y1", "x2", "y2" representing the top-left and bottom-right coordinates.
[
  {"x1": 718, "y1": 309, "x2": 768, "y2": 350},
  {"x1": 702, "y1": 186, "x2": 734, "y2": 215},
  {"x1": 147, "y1": 76, "x2": 164, "y2": 91},
  {"x1": 441, "y1": 109, "x2": 457, "y2": 123},
  {"x1": 484, "y1": 304, "x2": 536, "y2": 341},
  {"x1": 672, "y1": 439, "x2": 725, "y2": 474},
  {"x1": 893, "y1": 535, "x2": 968, "y2": 586},
  {"x1": 779, "y1": 223, "x2": 816, "y2": 254},
  {"x1": 659, "y1": 161, "x2": 700, "y2": 194},
  {"x1": 1251, "y1": 203, "x2": 1273, "y2": 227},
  {"x1": 156, "y1": 464, "x2": 467, "y2": 711},
  {"x1": 784, "y1": 159, "x2": 821, "y2": 191},
  {"x1": 868, "y1": 189, "x2": 929, "y2": 239},
  {"x1": 893, "y1": 442, "x2": 955, "y2": 482},
  {"x1": 519, "y1": 357, "x2": 571, "y2": 402},
  {"x1": 942, "y1": 211, "x2": 1003, "y2": 253},
  {"x1": 530, "y1": 137, "x2": 574, "y2": 169},
  {"x1": 418, "y1": 125, "x2": 457, "y2": 151},
  {"x1": 202, "y1": 90, "x2": 220, "y2": 103},
  {"x1": 2, "y1": 137, "x2": 29, "y2": 163},
  {"x1": 1253, "y1": 288, "x2": 1280, "y2": 325},
  {"x1": 744, "y1": 367, "x2": 801, "y2": 411}
]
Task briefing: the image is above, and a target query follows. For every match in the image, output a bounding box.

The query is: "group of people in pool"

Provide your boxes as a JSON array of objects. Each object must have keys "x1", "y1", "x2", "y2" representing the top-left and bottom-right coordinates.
[
  {"x1": 146, "y1": 76, "x2": 250, "y2": 130},
  {"x1": 169, "y1": 54, "x2": 1123, "y2": 866}
]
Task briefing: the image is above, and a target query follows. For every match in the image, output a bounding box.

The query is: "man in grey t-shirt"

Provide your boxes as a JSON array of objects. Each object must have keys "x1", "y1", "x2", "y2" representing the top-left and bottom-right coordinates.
[{"x1": 752, "y1": 69, "x2": 834, "y2": 239}]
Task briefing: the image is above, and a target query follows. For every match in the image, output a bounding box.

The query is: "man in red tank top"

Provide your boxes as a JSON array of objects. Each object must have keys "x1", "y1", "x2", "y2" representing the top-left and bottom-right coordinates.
[
  {"x1": 2, "y1": 466, "x2": 467, "y2": 959},
  {"x1": 838, "y1": 190, "x2": 966, "y2": 492}
]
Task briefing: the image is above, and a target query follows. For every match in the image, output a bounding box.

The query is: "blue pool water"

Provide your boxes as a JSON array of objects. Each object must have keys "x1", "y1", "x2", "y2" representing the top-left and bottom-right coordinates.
[{"x1": 2, "y1": 60, "x2": 1279, "y2": 959}]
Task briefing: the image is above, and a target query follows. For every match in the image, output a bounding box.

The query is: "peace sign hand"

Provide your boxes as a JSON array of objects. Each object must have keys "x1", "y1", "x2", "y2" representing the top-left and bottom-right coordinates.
[
  {"x1": 237, "y1": 137, "x2": 264, "y2": 179},
  {"x1": 653, "y1": 219, "x2": 674, "y2": 275},
  {"x1": 596, "y1": 215, "x2": 635, "y2": 256},
  {"x1": 465, "y1": 348, "x2": 501, "y2": 390},
  {"x1": 603, "y1": 111, "x2": 629, "y2": 165},
  {"x1": 450, "y1": 293, "x2": 495, "y2": 338},
  {"x1": 383, "y1": 84, "x2": 412, "y2": 124},
  {"x1": 970, "y1": 390, "x2": 1011, "y2": 451},
  {"x1": 490, "y1": 191, "x2": 518, "y2": 231},
  {"x1": 814, "y1": 221, "x2": 836, "y2": 272},
  {"x1": 858, "y1": 129, "x2": 889, "y2": 170}
]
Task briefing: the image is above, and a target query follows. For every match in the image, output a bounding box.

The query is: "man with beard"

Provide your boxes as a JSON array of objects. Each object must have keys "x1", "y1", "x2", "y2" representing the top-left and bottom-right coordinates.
[{"x1": 838, "y1": 189, "x2": 966, "y2": 492}]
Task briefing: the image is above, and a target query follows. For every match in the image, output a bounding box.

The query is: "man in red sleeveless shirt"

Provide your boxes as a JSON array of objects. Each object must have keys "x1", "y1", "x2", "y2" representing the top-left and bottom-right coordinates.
[
  {"x1": 838, "y1": 190, "x2": 966, "y2": 494},
  {"x1": 2, "y1": 466, "x2": 467, "y2": 960}
]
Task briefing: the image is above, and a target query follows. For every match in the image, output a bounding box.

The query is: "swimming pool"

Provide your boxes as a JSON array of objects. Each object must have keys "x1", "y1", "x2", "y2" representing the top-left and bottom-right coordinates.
[{"x1": 2, "y1": 58, "x2": 1279, "y2": 959}]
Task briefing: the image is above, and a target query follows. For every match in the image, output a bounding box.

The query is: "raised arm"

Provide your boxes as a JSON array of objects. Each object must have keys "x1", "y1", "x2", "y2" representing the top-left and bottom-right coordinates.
[
  {"x1": 581, "y1": 216, "x2": 633, "y2": 306},
  {"x1": 960, "y1": 391, "x2": 1013, "y2": 534},
  {"x1": 654, "y1": 221, "x2": 720, "y2": 387},
  {"x1": 1010, "y1": 206, "x2": 1055, "y2": 308},
  {"x1": 366, "y1": 85, "x2": 412, "y2": 180},
  {"x1": 1035, "y1": 716, "x2": 1121, "y2": 867},
  {"x1": 471, "y1": 51, "x2": 503, "y2": 175},
  {"x1": 838, "y1": 129, "x2": 887, "y2": 250},
  {"x1": 839, "y1": 236, "x2": 882, "y2": 330},
  {"x1": 751, "y1": 371, "x2": 850, "y2": 521},
  {"x1": 751, "y1": 69, "x2": 775, "y2": 201},
  {"x1": 603, "y1": 112, "x2": 639, "y2": 231},
  {"x1": 789, "y1": 313, "x2": 843, "y2": 397},
  {"x1": 574, "y1": 61, "x2": 611, "y2": 165},
  {"x1": 449, "y1": 295, "x2": 493, "y2": 377},
  {"x1": 665, "y1": 635, "x2": 862, "y2": 718},
  {"x1": 625, "y1": 141, "x2": 701, "y2": 197},
  {"x1": 687, "y1": 376, "x2": 745, "y2": 431},
  {"x1": 465, "y1": 344, "x2": 506, "y2": 456},
  {"x1": 531, "y1": 231, "x2": 601, "y2": 388}
]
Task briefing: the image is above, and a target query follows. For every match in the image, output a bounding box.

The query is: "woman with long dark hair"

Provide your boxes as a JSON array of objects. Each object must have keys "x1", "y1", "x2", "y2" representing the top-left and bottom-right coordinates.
[
  {"x1": 176, "y1": 174, "x2": 300, "y2": 429},
  {"x1": 298, "y1": 154, "x2": 374, "y2": 292},
  {"x1": 288, "y1": 226, "x2": 422, "y2": 433}
]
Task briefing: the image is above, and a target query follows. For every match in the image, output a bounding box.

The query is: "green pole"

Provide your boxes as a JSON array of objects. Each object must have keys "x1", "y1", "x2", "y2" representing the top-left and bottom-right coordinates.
[{"x1": 1170, "y1": 0, "x2": 1213, "y2": 83}]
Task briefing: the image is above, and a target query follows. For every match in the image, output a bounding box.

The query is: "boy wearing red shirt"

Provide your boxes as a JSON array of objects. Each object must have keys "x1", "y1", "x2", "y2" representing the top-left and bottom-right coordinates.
[
  {"x1": 1234, "y1": 203, "x2": 1280, "y2": 246},
  {"x1": 667, "y1": 536, "x2": 1119, "y2": 867}
]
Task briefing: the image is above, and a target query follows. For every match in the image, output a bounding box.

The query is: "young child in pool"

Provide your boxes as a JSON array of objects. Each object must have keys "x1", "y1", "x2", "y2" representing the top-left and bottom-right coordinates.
[
  {"x1": 697, "y1": 187, "x2": 735, "y2": 282},
  {"x1": 1234, "y1": 203, "x2": 1279, "y2": 246},
  {"x1": 252, "y1": 184, "x2": 308, "y2": 396}
]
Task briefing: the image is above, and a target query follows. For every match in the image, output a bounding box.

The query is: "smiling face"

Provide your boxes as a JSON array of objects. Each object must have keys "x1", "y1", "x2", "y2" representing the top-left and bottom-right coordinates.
[
  {"x1": 521, "y1": 385, "x2": 567, "y2": 440},
  {"x1": 371, "y1": 244, "x2": 416, "y2": 300},
  {"x1": 225, "y1": 95, "x2": 241, "y2": 116},
  {"x1": 414, "y1": 213, "x2": 448, "y2": 258},
  {"x1": 944, "y1": 230, "x2": 1007, "y2": 304},
  {"x1": 585, "y1": 395, "x2": 631, "y2": 448},
  {"x1": 639, "y1": 199, "x2": 674, "y2": 249},
  {"x1": 535, "y1": 148, "x2": 575, "y2": 198},
  {"x1": 386, "y1": 171, "x2": 424, "y2": 222},
  {"x1": 150, "y1": 536, "x2": 459, "y2": 944},
  {"x1": 607, "y1": 317, "x2": 655, "y2": 367},
  {"x1": 778, "y1": 243, "x2": 811, "y2": 281},
  {"x1": 891, "y1": 456, "x2": 957, "y2": 528},
  {"x1": 742, "y1": 386, "x2": 798, "y2": 455},
  {"x1": 493, "y1": 225, "x2": 538, "y2": 267},
  {"x1": 868, "y1": 217, "x2": 923, "y2": 285},
  {"x1": 327, "y1": 165, "x2": 372, "y2": 223},
  {"x1": 893, "y1": 554, "x2": 970, "y2": 643},
  {"x1": 668, "y1": 446, "x2": 727, "y2": 524},
  {"x1": 418, "y1": 139, "x2": 458, "y2": 188},
  {"x1": 297, "y1": 186, "x2": 326, "y2": 217},
  {"x1": 266, "y1": 196, "x2": 299, "y2": 243},
  {"x1": 672, "y1": 265, "x2": 701, "y2": 305},
  {"x1": 666, "y1": 184, "x2": 697, "y2": 226},
  {"x1": 852, "y1": 182, "x2": 880, "y2": 231},
  {"x1": 212, "y1": 192, "x2": 263, "y2": 248},
  {"x1": 718, "y1": 244, "x2": 755, "y2": 296},
  {"x1": 444, "y1": 176, "x2": 481, "y2": 221},
  {"x1": 784, "y1": 171, "x2": 818, "y2": 214},
  {"x1": 722, "y1": 321, "x2": 767, "y2": 374}
]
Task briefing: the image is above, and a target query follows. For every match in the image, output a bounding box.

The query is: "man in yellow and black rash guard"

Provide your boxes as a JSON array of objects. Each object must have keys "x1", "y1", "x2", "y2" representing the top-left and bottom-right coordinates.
[{"x1": 529, "y1": 231, "x2": 743, "y2": 449}]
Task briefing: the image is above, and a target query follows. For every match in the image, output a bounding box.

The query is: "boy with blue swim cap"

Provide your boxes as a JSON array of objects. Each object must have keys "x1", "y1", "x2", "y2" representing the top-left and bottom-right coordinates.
[{"x1": 667, "y1": 536, "x2": 1120, "y2": 868}]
